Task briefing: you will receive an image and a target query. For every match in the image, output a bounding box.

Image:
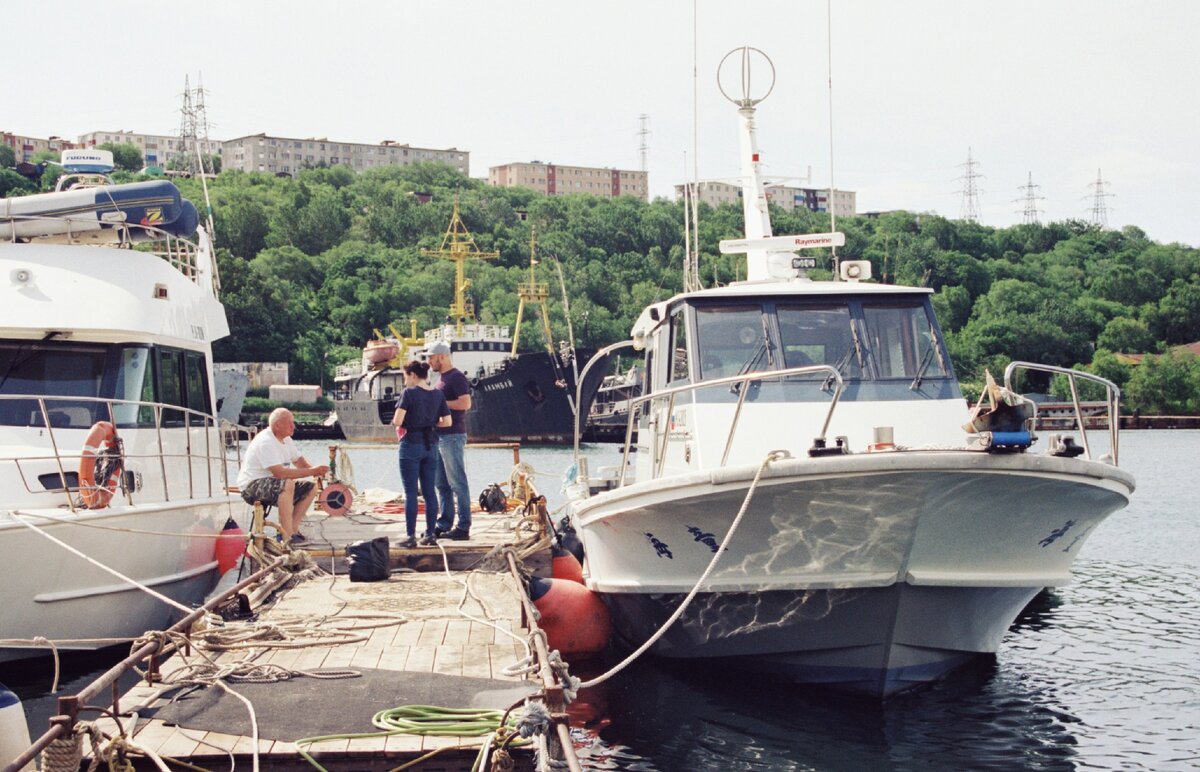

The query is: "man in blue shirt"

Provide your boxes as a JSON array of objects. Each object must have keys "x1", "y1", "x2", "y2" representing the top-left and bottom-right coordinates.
[{"x1": 429, "y1": 341, "x2": 473, "y2": 539}]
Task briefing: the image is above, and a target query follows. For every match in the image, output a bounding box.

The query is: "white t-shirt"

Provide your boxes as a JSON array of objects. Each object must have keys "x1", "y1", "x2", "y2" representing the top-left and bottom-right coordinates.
[{"x1": 237, "y1": 431, "x2": 303, "y2": 488}]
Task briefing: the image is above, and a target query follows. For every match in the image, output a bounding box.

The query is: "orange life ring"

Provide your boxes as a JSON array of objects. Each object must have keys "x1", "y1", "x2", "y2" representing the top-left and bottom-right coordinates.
[{"x1": 79, "y1": 421, "x2": 123, "y2": 509}]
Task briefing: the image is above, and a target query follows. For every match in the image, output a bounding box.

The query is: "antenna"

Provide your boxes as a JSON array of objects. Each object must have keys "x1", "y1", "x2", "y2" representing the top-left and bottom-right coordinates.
[
  {"x1": 178, "y1": 74, "x2": 195, "y2": 171},
  {"x1": 1014, "y1": 171, "x2": 1044, "y2": 224},
  {"x1": 826, "y1": 0, "x2": 839, "y2": 275},
  {"x1": 956, "y1": 147, "x2": 985, "y2": 222},
  {"x1": 1087, "y1": 169, "x2": 1114, "y2": 227},
  {"x1": 193, "y1": 73, "x2": 214, "y2": 175},
  {"x1": 637, "y1": 114, "x2": 651, "y2": 172}
]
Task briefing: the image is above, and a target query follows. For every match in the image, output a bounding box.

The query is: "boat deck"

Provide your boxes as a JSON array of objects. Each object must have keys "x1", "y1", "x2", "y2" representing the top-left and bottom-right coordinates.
[{"x1": 74, "y1": 508, "x2": 562, "y2": 771}]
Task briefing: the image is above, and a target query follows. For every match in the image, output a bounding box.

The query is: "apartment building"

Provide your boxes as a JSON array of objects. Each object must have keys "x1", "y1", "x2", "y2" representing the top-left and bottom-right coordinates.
[
  {"x1": 675, "y1": 180, "x2": 857, "y2": 218},
  {"x1": 221, "y1": 134, "x2": 469, "y2": 176},
  {"x1": 78, "y1": 130, "x2": 222, "y2": 168},
  {"x1": 2, "y1": 132, "x2": 77, "y2": 163},
  {"x1": 489, "y1": 161, "x2": 648, "y2": 201}
]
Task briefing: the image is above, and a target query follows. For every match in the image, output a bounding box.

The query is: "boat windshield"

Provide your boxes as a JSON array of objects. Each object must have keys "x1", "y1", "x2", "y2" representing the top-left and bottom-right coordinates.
[
  {"x1": 684, "y1": 295, "x2": 956, "y2": 401},
  {"x1": 0, "y1": 339, "x2": 206, "y2": 428},
  {"x1": 861, "y1": 304, "x2": 947, "y2": 381}
]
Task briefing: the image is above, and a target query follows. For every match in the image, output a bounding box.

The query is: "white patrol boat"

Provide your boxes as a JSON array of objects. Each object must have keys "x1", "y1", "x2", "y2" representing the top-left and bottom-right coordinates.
[{"x1": 565, "y1": 48, "x2": 1133, "y2": 698}]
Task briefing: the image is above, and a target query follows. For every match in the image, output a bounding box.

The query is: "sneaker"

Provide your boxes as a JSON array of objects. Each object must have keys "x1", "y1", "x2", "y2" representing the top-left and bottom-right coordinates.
[
  {"x1": 399, "y1": 535, "x2": 417, "y2": 549},
  {"x1": 418, "y1": 534, "x2": 438, "y2": 546},
  {"x1": 433, "y1": 527, "x2": 450, "y2": 538},
  {"x1": 289, "y1": 533, "x2": 307, "y2": 544},
  {"x1": 445, "y1": 528, "x2": 470, "y2": 541}
]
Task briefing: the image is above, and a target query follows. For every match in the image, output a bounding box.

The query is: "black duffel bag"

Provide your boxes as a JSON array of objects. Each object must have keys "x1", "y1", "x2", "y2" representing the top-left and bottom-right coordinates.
[{"x1": 347, "y1": 536, "x2": 390, "y2": 582}]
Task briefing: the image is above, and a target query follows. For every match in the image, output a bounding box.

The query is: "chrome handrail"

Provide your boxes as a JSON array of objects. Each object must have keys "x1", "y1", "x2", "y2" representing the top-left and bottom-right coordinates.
[
  {"x1": 573, "y1": 340, "x2": 638, "y2": 461},
  {"x1": 618, "y1": 364, "x2": 844, "y2": 487},
  {"x1": 0, "y1": 393, "x2": 232, "y2": 509},
  {"x1": 1003, "y1": 361, "x2": 1121, "y2": 465}
]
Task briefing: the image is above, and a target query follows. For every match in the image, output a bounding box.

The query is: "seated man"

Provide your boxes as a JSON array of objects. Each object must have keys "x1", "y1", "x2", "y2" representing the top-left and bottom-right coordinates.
[{"x1": 236, "y1": 407, "x2": 329, "y2": 544}]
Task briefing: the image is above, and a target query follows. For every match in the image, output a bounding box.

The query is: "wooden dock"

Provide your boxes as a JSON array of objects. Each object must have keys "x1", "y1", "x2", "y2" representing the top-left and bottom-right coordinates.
[{"x1": 51, "y1": 503, "x2": 576, "y2": 772}]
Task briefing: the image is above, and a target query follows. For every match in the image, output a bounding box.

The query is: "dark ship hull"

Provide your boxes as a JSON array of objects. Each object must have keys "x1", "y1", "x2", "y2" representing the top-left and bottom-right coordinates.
[
  {"x1": 467, "y1": 348, "x2": 604, "y2": 444},
  {"x1": 336, "y1": 347, "x2": 607, "y2": 445}
]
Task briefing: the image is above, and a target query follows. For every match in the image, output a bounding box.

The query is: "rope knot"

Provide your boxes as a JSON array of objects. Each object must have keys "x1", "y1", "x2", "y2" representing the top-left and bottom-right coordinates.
[{"x1": 516, "y1": 700, "x2": 551, "y2": 738}]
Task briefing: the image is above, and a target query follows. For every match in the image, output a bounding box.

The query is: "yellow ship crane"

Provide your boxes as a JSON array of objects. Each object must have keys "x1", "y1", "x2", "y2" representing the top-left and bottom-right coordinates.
[
  {"x1": 511, "y1": 226, "x2": 555, "y2": 356},
  {"x1": 419, "y1": 197, "x2": 498, "y2": 335}
]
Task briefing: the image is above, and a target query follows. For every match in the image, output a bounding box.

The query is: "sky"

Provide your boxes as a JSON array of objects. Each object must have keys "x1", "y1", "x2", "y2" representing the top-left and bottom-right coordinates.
[{"x1": 5, "y1": 1, "x2": 1199, "y2": 246}]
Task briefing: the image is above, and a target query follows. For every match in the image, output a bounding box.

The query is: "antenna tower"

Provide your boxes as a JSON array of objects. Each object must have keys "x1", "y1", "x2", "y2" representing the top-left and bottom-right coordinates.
[
  {"x1": 1014, "y1": 172, "x2": 1044, "y2": 224},
  {"x1": 637, "y1": 114, "x2": 651, "y2": 172},
  {"x1": 1087, "y1": 169, "x2": 1114, "y2": 227},
  {"x1": 177, "y1": 73, "x2": 215, "y2": 176},
  {"x1": 956, "y1": 147, "x2": 985, "y2": 222}
]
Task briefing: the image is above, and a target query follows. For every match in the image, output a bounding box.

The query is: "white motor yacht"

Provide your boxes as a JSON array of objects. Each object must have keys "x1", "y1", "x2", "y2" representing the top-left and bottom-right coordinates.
[
  {"x1": 0, "y1": 156, "x2": 243, "y2": 661},
  {"x1": 566, "y1": 49, "x2": 1133, "y2": 698}
]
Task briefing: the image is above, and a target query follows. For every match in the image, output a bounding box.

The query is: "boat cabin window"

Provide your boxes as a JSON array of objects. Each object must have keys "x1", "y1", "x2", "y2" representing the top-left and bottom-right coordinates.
[
  {"x1": 0, "y1": 340, "x2": 213, "y2": 429},
  {"x1": 695, "y1": 305, "x2": 772, "y2": 380},
  {"x1": 861, "y1": 304, "x2": 947, "y2": 380},
  {"x1": 668, "y1": 306, "x2": 690, "y2": 383},
  {"x1": 777, "y1": 304, "x2": 862, "y2": 378}
]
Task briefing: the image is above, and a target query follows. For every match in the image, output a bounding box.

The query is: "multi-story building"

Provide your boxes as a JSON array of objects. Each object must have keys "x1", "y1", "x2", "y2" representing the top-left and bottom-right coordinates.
[
  {"x1": 489, "y1": 161, "x2": 648, "y2": 200},
  {"x1": 675, "y1": 180, "x2": 857, "y2": 218},
  {"x1": 220, "y1": 134, "x2": 469, "y2": 177},
  {"x1": 78, "y1": 130, "x2": 222, "y2": 169},
  {"x1": 2, "y1": 132, "x2": 77, "y2": 163}
]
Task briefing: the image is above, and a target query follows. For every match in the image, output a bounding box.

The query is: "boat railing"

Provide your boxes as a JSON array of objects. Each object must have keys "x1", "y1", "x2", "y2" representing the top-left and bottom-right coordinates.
[
  {"x1": 0, "y1": 394, "x2": 233, "y2": 512},
  {"x1": 617, "y1": 364, "x2": 844, "y2": 487},
  {"x1": 0, "y1": 212, "x2": 209, "y2": 290},
  {"x1": 1003, "y1": 361, "x2": 1122, "y2": 465}
]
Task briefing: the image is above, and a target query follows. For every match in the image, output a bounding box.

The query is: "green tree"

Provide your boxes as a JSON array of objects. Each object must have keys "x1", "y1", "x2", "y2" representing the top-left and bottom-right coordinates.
[
  {"x1": 0, "y1": 169, "x2": 36, "y2": 197},
  {"x1": 0, "y1": 145, "x2": 14, "y2": 168},
  {"x1": 1096, "y1": 317, "x2": 1154, "y2": 354},
  {"x1": 97, "y1": 142, "x2": 144, "y2": 172},
  {"x1": 1123, "y1": 351, "x2": 1200, "y2": 414}
]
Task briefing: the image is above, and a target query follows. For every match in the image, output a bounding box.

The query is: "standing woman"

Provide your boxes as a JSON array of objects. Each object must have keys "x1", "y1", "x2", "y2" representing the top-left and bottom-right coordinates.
[{"x1": 391, "y1": 360, "x2": 451, "y2": 548}]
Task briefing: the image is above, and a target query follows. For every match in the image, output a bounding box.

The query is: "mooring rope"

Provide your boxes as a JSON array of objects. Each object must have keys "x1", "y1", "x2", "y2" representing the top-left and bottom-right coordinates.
[
  {"x1": 576, "y1": 449, "x2": 791, "y2": 690},
  {"x1": 11, "y1": 510, "x2": 248, "y2": 540}
]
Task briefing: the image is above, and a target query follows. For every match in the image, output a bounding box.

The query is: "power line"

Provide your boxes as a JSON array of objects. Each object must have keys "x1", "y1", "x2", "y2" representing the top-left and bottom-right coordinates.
[
  {"x1": 955, "y1": 147, "x2": 985, "y2": 222},
  {"x1": 1086, "y1": 168, "x2": 1114, "y2": 227},
  {"x1": 1014, "y1": 171, "x2": 1044, "y2": 224},
  {"x1": 637, "y1": 113, "x2": 651, "y2": 172}
]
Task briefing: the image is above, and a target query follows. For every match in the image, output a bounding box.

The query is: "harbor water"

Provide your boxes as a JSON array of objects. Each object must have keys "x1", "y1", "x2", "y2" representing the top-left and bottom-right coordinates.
[{"x1": 5, "y1": 431, "x2": 1198, "y2": 770}]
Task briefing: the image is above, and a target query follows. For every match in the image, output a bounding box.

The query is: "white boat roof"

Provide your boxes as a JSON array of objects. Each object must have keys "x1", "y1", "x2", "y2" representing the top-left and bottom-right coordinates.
[{"x1": 632, "y1": 278, "x2": 932, "y2": 337}]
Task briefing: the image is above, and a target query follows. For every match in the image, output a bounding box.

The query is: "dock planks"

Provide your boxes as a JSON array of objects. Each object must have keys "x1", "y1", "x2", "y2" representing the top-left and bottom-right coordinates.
[{"x1": 83, "y1": 505, "x2": 550, "y2": 770}]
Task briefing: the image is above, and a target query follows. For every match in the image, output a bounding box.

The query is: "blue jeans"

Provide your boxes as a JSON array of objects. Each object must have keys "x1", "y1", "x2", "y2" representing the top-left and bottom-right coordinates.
[
  {"x1": 435, "y1": 432, "x2": 471, "y2": 532},
  {"x1": 398, "y1": 437, "x2": 440, "y2": 537}
]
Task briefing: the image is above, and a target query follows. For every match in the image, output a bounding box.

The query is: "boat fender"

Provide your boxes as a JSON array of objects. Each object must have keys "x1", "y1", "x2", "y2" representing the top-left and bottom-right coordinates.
[
  {"x1": 982, "y1": 430, "x2": 1033, "y2": 452},
  {"x1": 215, "y1": 516, "x2": 247, "y2": 574},
  {"x1": 78, "y1": 421, "x2": 123, "y2": 508},
  {"x1": 551, "y1": 542, "x2": 584, "y2": 584},
  {"x1": 528, "y1": 576, "x2": 610, "y2": 658},
  {"x1": 319, "y1": 482, "x2": 354, "y2": 516},
  {"x1": 559, "y1": 529, "x2": 585, "y2": 565},
  {"x1": 0, "y1": 683, "x2": 33, "y2": 772}
]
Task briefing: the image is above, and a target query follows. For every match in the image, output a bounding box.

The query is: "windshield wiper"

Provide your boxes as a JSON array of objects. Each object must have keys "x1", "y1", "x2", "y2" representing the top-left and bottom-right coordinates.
[{"x1": 910, "y1": 346, "x2": 935, "y2": 391}]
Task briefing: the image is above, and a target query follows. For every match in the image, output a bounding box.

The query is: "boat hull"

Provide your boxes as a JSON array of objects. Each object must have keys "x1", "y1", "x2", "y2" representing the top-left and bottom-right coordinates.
[
  {"x1": 336, "y1": 348, "x2": 604, "y2": 445},
  {"x1": 466, "y1": 349, "x2": 600, "y2": 443},
  {"x1": 0, "y1": 499, "x2": 236, "y2": 662},
  {"x1": 570, "y1": 451, "x2": 1133, "y2": 697}
]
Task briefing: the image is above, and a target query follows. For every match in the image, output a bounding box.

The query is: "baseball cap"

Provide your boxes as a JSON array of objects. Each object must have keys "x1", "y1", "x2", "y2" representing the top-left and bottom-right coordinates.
[{"x1": 427, "y1": 341, "x2": 452, "y2": 355}]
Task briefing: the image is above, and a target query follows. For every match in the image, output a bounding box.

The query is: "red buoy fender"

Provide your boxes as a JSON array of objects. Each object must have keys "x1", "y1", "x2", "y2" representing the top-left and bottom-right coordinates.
[
  {"x1": 78, "y1": 421, "x2": 122, "y2": 509},
  {"x1": 551, "y1": 543, "x2": 584, "y2": 584},
  {"x1": 215, "y1": 517, "x2": 246, "y2": 574},
  {"x1": 529, "y1": 576, "x2": 610, "y2": 658}
]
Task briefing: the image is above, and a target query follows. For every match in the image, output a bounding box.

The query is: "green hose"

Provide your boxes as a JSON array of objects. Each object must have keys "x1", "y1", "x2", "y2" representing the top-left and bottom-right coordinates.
[{"x1": 294, "y1": 704, "x2": 531, "y2": 772}]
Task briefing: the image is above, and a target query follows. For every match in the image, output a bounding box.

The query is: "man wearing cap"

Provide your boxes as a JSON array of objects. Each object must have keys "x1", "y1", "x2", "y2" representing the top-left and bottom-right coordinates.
[{"x1": 428, "y1": 341, "x2": 473, "y2": 539}]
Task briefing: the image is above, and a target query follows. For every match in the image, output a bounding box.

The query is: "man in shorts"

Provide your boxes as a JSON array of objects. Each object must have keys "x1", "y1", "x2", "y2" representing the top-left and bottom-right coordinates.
[{"x1": 237, "y1": 407, "x2": 329, "y2": 544}]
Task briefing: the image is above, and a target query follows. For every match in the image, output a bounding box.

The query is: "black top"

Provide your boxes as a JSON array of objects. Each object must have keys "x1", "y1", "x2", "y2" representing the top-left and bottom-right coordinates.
[
  {"x1": 398, "y1": 386, "x2": 450, "y2": 436},
  {"x1": 436, "y1": 367, "x2": 470, "y2": 435}
]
